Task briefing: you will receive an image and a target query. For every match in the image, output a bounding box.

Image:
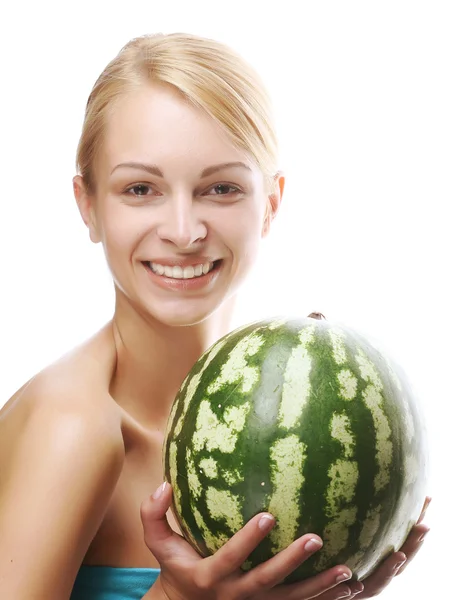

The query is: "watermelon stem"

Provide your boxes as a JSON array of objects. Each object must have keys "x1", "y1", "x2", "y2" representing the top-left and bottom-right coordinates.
[{"x1": 307, "y1": 312, "x2": 326, "y2": 320}]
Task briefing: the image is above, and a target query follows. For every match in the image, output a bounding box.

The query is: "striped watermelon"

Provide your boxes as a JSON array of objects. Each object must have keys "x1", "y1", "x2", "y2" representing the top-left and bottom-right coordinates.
[{"x1": 163, "y1": 314, "x2": 428, "y2": 582}]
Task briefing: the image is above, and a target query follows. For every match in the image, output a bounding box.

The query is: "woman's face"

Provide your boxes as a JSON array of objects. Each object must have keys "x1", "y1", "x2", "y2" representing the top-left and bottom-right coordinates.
[{"x1": 75, "y1": 83, "x2": 284, "y2": 327}]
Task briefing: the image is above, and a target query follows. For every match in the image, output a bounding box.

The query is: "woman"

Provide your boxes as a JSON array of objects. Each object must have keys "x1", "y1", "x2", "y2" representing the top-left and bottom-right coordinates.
[{"x1": 0, "y1": 32, "x2": 429, "y2": 600}]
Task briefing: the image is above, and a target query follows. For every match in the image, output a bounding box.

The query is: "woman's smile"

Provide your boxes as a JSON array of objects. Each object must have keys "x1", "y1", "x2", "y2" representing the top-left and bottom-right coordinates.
[{"x1": 142, "y1": 258, "x2": 223, "y2": 292}]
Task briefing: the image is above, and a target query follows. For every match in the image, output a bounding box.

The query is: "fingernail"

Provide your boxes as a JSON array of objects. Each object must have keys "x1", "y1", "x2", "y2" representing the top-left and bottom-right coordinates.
[
  {"x1": 393, "y1": 558, "x2": 407, "y2": 572},
  {"x1": 304, "y1": 538, "x2": 323, "y2": 552},
  {"x1": 350, "y1": 581, "x2": 365, "y2": 595},
  {"x1": 152, "y1": 481, "x2": 167, "y2": 500},
  {"x1": 421, "y1": 497, "x2": 432, "y2": 518},
  {"x1": 335, "y1": 589, "x2": 352, "y2": 599},
  {"x1": 258, "y1": 514, "x2": 275, "y2": 531},
  {"x1": 336, "y1": 571, "x2": 352, "y2": 583},
  {"x1": 418, "y1": 528, "x2": 430, "y2": 542}
]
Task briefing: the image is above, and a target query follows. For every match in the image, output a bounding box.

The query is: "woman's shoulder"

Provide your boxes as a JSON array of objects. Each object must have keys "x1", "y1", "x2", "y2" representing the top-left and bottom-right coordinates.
[
  {"x1": 0, "y1": 321, "x2": 122, "y2": 452},
  {"x1": 0, "y1": 323, "x2": 128, "y2": 598}
]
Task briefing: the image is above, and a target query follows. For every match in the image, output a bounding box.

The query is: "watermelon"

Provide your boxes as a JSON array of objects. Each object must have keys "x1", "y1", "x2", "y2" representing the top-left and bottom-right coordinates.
[{"x1": 163, "y1": 313, "x2": 428, "y2": 582}]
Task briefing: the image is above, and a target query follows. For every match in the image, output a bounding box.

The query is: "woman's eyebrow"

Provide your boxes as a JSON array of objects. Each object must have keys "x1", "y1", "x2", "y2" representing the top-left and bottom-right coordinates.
[
  {"x1": 110, "y1": 161, "x2": 252, "y2": 178},
  {"x1": 200, "y1": 162, "x2": 252, "y2": 177}
]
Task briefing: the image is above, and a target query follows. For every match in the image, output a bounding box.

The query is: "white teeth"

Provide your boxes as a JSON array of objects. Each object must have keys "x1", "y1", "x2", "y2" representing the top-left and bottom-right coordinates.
[
  {"x1": 149, "y1": 261, "x2": 216, "y2": 279},
  {"x1": 172, "y1": 266, "x2": 183, "y2": 279}
]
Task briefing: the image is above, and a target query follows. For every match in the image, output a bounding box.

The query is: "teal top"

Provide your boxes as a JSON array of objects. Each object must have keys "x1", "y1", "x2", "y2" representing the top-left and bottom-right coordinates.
[{"x1": 70, "y1": 565, "x2": 160, "y2": 599}]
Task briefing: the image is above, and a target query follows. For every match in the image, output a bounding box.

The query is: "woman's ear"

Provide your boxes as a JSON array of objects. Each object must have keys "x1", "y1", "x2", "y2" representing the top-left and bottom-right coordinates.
[
  {"x1": 262, "y1": 172, "x2": 285, "y2": 237},
  {"x1": 73, "y1": 175, "x2": 102, "y2": 244}
]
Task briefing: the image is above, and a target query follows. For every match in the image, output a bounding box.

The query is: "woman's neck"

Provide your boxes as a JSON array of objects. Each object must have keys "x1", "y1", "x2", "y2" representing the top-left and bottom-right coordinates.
[{"x1": 108, "y1": 293, "x2": 236, "y2": 430}]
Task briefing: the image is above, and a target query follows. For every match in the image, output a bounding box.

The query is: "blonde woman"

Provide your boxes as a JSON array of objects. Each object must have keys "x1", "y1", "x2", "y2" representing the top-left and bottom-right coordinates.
[{"x1": 0, "y1": 33, "x2": 429, "y2": 600}]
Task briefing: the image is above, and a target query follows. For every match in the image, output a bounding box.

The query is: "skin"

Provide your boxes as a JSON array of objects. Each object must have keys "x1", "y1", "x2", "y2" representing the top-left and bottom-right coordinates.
[{"x1": 0, "y1": 82, "x2": 429, "y2": 599}]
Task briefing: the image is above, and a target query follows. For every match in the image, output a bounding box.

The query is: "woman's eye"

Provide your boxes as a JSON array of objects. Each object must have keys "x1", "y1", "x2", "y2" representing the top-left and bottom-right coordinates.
[
  {"x1": 207, "y1": 184, "x2": 241, "y2": 196},
  {"x1": 125, "y1": 184, "x2": 153, "y2": 197}
]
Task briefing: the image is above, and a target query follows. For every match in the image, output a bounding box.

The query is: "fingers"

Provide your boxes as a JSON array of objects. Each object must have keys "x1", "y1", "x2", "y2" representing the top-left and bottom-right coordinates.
[
  {"x1": 267, "y1": 569, "x2": 356, "y2": 600},
  {"x1": 393, "y1": 497, "x2": 431, "y2": 577},
  {"x1": 140, "y1": 482, "x2": 197, "y2": 564},
  {"x1": 394, "y1": 522, "x2": 429, "y2": 576},
  {"x1": 355, "y1": 508, "x2": 431, "y2": 597},
  {"x1": 348, "y1": 580, "x2": 365, "y2": 597},
  {"x1": 140, "y1": 491, "x2": 432, "y2": 599},
  {"x1": 417, "y1": 495, "x2": 432, "y2": 524},
  {"x1": 358, "y1": 549, "x2": 407, "y2": 597},
  {"x1": 200, "y1": 512, "x2": 279, "y2": 583},
  {"x1": 237, "y1": 532, "x2": 353, "y2": 600},
  {"x1": 263, "y1": 576, "x2": 364, "y2": 600},
  {"x1": 308, "y1": 580, "x2": 364, "y2": 600},
  {"x1": 140, "y1": 482, "x2": 173, "y2": 546}
]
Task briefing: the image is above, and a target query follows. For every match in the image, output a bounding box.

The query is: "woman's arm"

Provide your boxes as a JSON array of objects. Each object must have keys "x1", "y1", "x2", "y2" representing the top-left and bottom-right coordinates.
[{"x1": 0, "y1": 386, "x2": 125, "y2": 599}]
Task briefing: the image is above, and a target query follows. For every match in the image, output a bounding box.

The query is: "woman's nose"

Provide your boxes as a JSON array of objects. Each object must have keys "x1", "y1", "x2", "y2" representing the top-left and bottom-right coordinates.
[{"x1": 156, "y1": 196, "x2": 207, "y2": 249}]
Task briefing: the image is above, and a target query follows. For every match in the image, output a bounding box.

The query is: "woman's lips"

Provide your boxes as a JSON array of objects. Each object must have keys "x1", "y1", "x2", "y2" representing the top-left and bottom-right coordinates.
[{"x1": 142, "y1": 259, "x2": 222, "y2": 292}]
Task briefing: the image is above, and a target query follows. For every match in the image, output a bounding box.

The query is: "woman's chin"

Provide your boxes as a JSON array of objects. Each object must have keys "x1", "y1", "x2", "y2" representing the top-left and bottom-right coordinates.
[{"x1": 142, "y1": 301, "x2": 220, "y2": 329}]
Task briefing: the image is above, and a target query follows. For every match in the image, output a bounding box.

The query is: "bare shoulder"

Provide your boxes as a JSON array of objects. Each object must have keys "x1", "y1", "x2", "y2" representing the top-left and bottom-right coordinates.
[
  {"x1": 0, "y1": 320, "x2": 124, "y2": 482},
  {"x1": 0, "y1": 322, "x2": 126, "y2": 599},
  {"x1": 1, "y1": 320, "x2": 121, "y2": 432}
]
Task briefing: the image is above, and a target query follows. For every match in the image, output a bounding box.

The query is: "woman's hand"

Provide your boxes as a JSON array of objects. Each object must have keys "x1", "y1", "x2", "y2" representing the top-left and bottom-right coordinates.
[
  {"x1": 347, "y1": 496, "x2": 431, "y2": 599},
  {"x1": 140, "y1": 482, "x2": 358, "y2": 600}
]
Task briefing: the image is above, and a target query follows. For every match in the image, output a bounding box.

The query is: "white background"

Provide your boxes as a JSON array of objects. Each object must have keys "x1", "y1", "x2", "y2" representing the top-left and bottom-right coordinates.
[{"x1": 1, "y1": 1, "x2": 451, "y2": 597}]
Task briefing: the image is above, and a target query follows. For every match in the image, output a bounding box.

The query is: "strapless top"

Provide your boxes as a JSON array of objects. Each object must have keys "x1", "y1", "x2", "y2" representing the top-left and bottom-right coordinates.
[{"x1": 70, "y1": 565, "x2": 160, "y2": 599}]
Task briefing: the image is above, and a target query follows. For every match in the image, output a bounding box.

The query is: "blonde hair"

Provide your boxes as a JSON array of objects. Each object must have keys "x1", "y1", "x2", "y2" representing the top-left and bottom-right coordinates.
[{"x1": 76, "y1": 32, "x2": 280, "y2": 196}]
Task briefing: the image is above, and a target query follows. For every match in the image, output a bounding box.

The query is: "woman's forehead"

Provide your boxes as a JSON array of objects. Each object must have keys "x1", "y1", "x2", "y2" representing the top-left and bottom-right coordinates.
[{"x1": 99, "y1": 85, "x2": 256, "y2": 176}]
